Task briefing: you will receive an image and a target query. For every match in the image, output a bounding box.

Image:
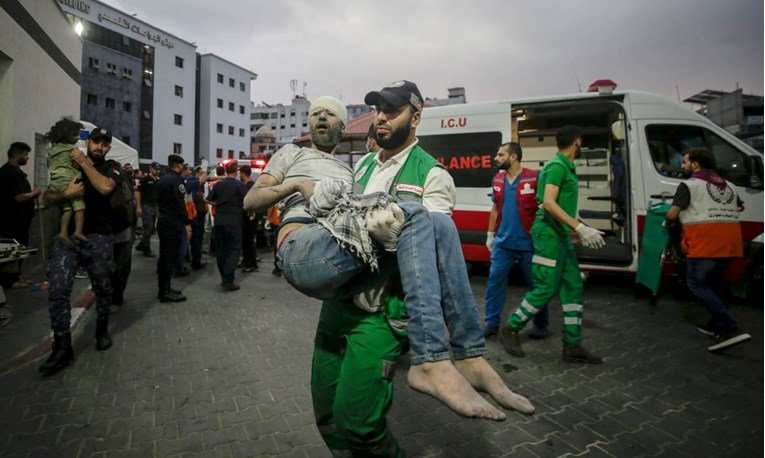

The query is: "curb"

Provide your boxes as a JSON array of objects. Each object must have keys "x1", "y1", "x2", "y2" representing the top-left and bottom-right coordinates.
[{"x1": 0, "y1": 289, "x2": 95, "y2": 374}]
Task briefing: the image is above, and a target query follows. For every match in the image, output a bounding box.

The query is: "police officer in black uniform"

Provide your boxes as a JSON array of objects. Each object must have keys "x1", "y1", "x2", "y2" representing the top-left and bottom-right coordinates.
[
  {"x1": 40, "y1": 126, "x2": 125, "y2": 377},
  {"x1": 156, "y1": 154, "x2": 191, "y2": 302}
]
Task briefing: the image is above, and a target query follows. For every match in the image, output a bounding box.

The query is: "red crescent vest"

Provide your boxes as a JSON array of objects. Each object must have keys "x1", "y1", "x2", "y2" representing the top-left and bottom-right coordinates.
[{"x1": 492, "y1": 168, "x2": 539, "y2": 235}]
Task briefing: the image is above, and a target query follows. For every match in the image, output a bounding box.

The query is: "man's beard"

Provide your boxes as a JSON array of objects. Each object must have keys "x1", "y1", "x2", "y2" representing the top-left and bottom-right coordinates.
[
  {"x1": 497, "y1": 159, "x2": 511, "y2": 171},
  {"x1": 310, "y1": 123, "x2": 343, "y2": 149},
  {"x1": 375, "y1": 120, "x2": 412, "y2": 150}
]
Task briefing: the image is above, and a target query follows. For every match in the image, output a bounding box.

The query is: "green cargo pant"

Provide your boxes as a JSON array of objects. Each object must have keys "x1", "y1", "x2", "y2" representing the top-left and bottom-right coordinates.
[
  {"x1": 507, "y1": 223, "x2": 584, "y2": 344},
  {"x1": 312, "y1": 298, "x2": 405, "y2": 457}
]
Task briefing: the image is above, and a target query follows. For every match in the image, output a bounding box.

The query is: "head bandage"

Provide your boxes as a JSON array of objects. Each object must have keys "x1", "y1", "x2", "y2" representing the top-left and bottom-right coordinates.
[{"x1": 309, "y1": 96, "x2": 348, "y2": 126}]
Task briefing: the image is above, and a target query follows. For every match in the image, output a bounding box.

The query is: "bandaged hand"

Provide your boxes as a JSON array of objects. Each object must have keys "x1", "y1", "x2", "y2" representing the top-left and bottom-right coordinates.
[
  {"x1": 575, "y1": 223, "x2": 605, "y2": 249},
  {"x1": 366, "y1": 203, "x2": 405, "y2": 252},
  {"x1": 486, "y1": 231, "x2": 495, "y2": 252},
  {"x1": 309, "y1": 179, "x2": 348, "y2": 217}
]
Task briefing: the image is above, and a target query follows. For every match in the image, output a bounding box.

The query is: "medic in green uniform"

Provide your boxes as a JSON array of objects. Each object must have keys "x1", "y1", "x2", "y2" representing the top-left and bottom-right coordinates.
[{"x1": 499, "y1": 125, "x2": 606, "y2": 364}]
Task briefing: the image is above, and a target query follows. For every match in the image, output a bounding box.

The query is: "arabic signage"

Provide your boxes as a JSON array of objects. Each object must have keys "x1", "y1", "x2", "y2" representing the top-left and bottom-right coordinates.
[
  {"x1": 59, "y1": 0, "x2": 89, "y2": 14},
  {"x1": 59, "y1": 0, "x2": 176, "y2": 49},
  {"x1": 96, "y1": 12, "x2": 176, "y2": 49}
]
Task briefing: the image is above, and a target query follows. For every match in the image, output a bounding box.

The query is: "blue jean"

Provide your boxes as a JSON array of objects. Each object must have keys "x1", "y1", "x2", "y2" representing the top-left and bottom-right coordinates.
[
  {"x1": 279, "y1": 203, "x2": 485, "y2": 365},
  {"x1": 686, "y1": 258, "x2": 737, "y2": 331},
  {"x1": 484, "y1": 246, "x2": 549, "y2": 330}
]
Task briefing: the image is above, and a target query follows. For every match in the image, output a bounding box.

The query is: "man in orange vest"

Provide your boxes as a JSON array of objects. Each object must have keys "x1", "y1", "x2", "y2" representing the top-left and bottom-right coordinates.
[{"x1": 665, "y1": 147, "x2": 750, "y2": 353}]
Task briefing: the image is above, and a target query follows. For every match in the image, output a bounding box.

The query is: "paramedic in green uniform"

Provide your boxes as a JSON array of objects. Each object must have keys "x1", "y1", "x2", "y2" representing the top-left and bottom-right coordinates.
[{"x1": 499, "y1": 125, "x2": 606, "y2": 364}]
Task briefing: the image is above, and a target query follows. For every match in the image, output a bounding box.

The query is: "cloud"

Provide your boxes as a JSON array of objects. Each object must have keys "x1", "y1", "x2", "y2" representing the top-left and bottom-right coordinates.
[{"x1": 101, "y1": 0, "x2": 763, "y2": 105}]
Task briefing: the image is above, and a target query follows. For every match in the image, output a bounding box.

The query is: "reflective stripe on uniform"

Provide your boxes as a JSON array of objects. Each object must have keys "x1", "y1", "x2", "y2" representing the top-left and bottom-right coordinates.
[
  {"x1": 562, "y1": 303, "x2": 583, "y2": 313},
  {"x1": 532, "y1": 254, "x2": 557, "y2": 268},
  {"x1": 519, "y1": 298, "x2": 540, "y2": 315},
  {"x1": 564, "y1": 317, "x2": 582, "y2": 325}
]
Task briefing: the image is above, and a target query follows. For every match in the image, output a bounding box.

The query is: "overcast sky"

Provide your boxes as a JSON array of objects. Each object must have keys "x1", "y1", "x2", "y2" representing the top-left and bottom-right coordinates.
[{"x1": 104, "y1": 0, "x2": 763, "y2": 107}]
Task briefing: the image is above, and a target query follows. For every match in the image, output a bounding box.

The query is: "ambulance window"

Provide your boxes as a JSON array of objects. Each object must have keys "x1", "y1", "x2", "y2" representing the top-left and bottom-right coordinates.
[
  {"x1": 417, "y1": 132, "x2": 502, "y2": 188},
  {"x1": 705, "y1": 131, "x2": 750, "y2": 187},
  {"x1": 645, "y1": 125, "x2": 705, "y2": 177}
]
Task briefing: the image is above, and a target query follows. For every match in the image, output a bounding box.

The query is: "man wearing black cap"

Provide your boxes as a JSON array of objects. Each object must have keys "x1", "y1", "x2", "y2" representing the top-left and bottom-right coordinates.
[
  {"x1": 304, "y1": 83, "x2": 531, "y2": 455},
  {"x1": 135, "y1": 161, "x2": 161, "y2": 257},
  {"x1": 206, "y1": 160, "x2": 248, "y2": 290},
  {"x1": 40, "y1": 126, "x2": 126, "y2": 376},
  {"x1": 156, "y1": 154, "x2": 190, "y2": 302}
]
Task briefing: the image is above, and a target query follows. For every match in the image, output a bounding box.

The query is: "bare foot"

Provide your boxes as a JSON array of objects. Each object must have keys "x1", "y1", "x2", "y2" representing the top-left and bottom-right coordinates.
[
  {"x1": 454, "y1": 357, "x2": 535, "y2": 415},
  {"x1": 73, "y1": 233, "x2": 89, "y2": 242},
  {"x1": 407, "y1": 360, "x2": 506, "y2": 421}
]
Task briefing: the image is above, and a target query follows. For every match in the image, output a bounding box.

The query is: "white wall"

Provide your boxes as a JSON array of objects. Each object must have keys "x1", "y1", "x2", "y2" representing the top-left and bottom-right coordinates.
[
  {"x1": 0, "y1": 0, "x2": 82, "y2": 186},
  {"x1": 198, "y1": 54, "x2": 255, "y2": 164}
]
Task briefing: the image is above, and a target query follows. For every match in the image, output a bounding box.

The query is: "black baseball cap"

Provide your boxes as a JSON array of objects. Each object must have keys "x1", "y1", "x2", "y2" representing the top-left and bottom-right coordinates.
[
  {"x1": 167, "y1": 154, "x2": 184, "y2": 165},
  {"x1": 88, "y1": 126, "x2": 112, "y2": 142},
  {"x1": 364, "y1": 80, "x2": 424, "y2": 111}
]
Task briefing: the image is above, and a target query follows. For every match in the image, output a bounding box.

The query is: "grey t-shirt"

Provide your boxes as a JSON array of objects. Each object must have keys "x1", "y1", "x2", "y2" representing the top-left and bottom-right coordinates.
[{"x1": 263, "y1": 144, "x2": 354, "y2": 221}]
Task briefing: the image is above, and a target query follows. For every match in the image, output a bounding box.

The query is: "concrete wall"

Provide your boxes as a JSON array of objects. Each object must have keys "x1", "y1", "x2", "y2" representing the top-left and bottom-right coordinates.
[
  {"x1": 0, "y1": 0, "x2": 82, "y2": 187},
  {"x1": 198, "y1": 54, "x2": 255, "y2": 164}
]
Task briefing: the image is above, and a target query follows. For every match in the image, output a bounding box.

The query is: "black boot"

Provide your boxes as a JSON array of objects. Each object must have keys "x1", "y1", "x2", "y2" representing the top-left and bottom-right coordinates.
[
  {"x1": 158, "y1": 288, "x2": 186, "y2": 303},
  {"x1": 95, "y1": 319, "x2": 112, "y2": 351},
  {"x1": 39, "y1": 331, "x2": 74, "y2": 377}
]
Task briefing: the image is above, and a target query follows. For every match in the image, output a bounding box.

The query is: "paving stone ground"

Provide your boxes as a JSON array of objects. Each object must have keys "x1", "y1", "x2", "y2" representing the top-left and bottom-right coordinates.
[{"x1": 0, "y1": 246, "x2": 761, "y2": 457}]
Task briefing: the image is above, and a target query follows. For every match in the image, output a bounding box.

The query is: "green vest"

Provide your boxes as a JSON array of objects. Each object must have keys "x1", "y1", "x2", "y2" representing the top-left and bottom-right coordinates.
[
  {"x1": 355, "y1": 145, "x2": 443, "y2": 333},
  {"x1": 355, "y1": 145, "x2": 443, "y2": 204}
]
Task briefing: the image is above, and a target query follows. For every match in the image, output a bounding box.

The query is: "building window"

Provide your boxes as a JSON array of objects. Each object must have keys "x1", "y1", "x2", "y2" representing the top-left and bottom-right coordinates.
[
  {"x1": 87, "y1": 93, "x2": 97, "y2": 105},
  {"x1": 88, "y1": 57, "x2": 99, "y2": 70},
  {"x1": 240, "y1": 82, "x2": 245, "y2": 91},
  {"x1": 239, "y1": 151, "x2": 245, "y2": 159},
  {"x1": 174, "y1": 114, "x2": 183, "y2": 125},
  {"x1": 105, "y1": 97, "x2": 115, "y2": 109},
  {"x1": 216, "y1": 123, "x2": 223, "y2": 133},
  {"x1": 123, "y1": 101, "x2": 132, "y2": 112},
  {"x1": 217, "y1": 98, "x2": 223, "y2": 109},
  {"x1": 122, "y1": 136, "x2": 131, "y2": 145},
  {"x1": 173, "y1": 143, "x2": 182, "y2": 155},
  {"x1": 228, "y1": 102, "x2": 234, "y2": 112},
  {"x1": 302, "y1": 122, "x2": 307, "y2": 127},
  {"x1": 271, "y1": 124, "x2": 276, "y2": 129},
  {"x1": 122, "y1": 68, "x2": 133, "y2": 79},
  {"x1": 174, "y1": 85, "x2": 183, "y2": 97},
  {"x1": 290, "y1": 123, "x2": 295, "y2": 128},
  {"x1": 270, "y1": 112, "x2": 277, "y2": 119},
  {"x1": 175, "y1": 56, "x2": 184, "y2": 68},
  {"x1": 216, "y1": 148, "x2": 223, "y2": 158},
  {"x1": 228, "y1": 126, "x2": 234, "y2": 135},
  {"x1": 217, "y1": 73, "x2": 223, "y2": 83},
  {"x1": 106, "y1": 62, "x2": 117, "y2": 75},
  {"x1": 290, "y1": 111, "x2": 295, "y2": 117},
  {"x1": 228, "y1": 150, "x2": 234, "y2": 159},
  {"x1": 239, "y1": 128, "x2": 245, "y2": 137},
  {"x1": 229, "y1": 78, "x2": 234, "y2": 88},
  {"x1": 239, "y1": 105, "x2": 245, "y2": 114}
]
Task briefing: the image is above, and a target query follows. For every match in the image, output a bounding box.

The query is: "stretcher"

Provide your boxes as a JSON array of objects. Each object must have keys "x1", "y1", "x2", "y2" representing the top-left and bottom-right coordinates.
[{"x1": 0, "y1": 239, "x2": 38, "y2": 327}]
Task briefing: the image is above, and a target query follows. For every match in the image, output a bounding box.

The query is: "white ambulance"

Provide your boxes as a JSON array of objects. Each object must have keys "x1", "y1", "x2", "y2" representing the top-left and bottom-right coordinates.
[{"x1": 416, "y1": 90, "x2": 763, "y2": 300}]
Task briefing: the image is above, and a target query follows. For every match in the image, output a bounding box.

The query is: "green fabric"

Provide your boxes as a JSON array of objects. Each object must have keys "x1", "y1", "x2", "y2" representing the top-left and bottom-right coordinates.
[
  {"x1": 48, "y1": 143, "x2": 81, "y2": 191},
  {"x1": 508, "y1": 222, "x2": 584, "y2": 344},
  {"x1": 312, "y1": 298, "x2": 404, "y2": 457},
  {"x1": 636, "y1": 203, "x2": 671, "y2": 295},
  {"x1": 355, "y1": 146, "x2": 443, "y2": 202},
  {"x1": 536, "y1": 152, "x2": 578, "y2": 238}
]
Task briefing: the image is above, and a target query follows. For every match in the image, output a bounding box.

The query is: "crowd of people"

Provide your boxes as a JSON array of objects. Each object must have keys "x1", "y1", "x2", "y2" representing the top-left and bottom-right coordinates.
[{"x1": 0, "y1": 78, "x2": 752, "y2": 456}]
